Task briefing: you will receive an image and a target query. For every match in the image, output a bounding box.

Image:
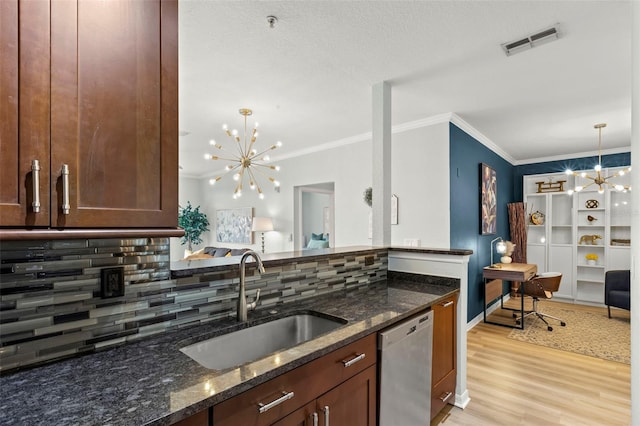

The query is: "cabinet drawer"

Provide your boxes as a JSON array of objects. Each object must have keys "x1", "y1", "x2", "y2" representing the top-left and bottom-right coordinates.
[
  {"x1": 431, "y1": 368, "x2": 456, "y2": 420},
  {"x1": 213, "y1": 333, "x2": 376, "y2": 426}
]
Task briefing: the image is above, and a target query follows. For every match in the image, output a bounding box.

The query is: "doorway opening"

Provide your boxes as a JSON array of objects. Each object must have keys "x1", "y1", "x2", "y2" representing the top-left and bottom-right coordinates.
[{"x1": 294, "y1": 183, "x2": 335, "y2": 250}]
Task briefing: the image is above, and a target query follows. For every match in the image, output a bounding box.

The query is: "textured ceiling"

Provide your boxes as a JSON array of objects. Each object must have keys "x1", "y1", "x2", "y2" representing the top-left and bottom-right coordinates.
[{"x1": 178, "y1": 1, "x2": 632, "y2": 177}]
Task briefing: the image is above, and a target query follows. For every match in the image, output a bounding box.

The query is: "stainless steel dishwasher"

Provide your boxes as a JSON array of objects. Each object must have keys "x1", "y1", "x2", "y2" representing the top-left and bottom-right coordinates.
[{"x1": 379, "y1": 310, "x2": 433, "y2": 426}]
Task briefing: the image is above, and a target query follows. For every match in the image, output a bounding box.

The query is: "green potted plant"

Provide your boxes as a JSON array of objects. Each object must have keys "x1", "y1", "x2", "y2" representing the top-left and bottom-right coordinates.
[
  {"x1": 363, "y1": 187, "x2": 372, "y2": 207},
  {"x1": 178, "y1": 202, "x2": 210, "y2": 254}
]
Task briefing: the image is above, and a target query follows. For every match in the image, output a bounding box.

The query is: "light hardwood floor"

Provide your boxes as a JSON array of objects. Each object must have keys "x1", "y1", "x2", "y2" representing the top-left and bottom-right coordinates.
[{"x1": 432, "y1": 301, "x2": 631, "y2": 426}]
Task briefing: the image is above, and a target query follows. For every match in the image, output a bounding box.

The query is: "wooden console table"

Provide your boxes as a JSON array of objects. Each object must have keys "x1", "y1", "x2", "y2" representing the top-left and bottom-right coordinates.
[{"x1": 483, "y1": 263, "x2": 537, "y2": 329}]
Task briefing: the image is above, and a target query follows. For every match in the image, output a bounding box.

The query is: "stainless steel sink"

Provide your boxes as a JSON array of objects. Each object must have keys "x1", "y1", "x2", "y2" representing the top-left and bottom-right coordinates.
[{"x1": 180, "y1": 313, "x2": 347, "y2": 370}]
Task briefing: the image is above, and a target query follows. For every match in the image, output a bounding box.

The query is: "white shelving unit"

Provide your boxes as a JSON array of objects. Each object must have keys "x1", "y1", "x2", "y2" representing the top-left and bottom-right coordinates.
[{"x1": 523, "y1": 167, "x2": 631, "y2": 305}]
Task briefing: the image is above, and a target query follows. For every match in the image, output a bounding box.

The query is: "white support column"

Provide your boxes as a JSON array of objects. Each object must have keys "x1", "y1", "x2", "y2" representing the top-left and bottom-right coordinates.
[
  {"x1": 372, "y1": 82, "x2": 391, "y2": 246},
  {"x1": 630, "y1": 2, "x2": 639, "y2": 424}
]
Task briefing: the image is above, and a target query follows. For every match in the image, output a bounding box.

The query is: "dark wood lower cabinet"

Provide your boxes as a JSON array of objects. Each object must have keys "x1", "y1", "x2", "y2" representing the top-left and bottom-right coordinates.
[
  {"x1": 172, "y1": 408, "x2": 209, "y2": 426},
  {"x1": 274, "y1": 366, "x2": 377, "y2": 426},
  {"x1": 212, "y1": 334, "x2": 376, "y2": 426},
  {"x1": 431, "y1": 293, "x2": 458, "y2": 420}
]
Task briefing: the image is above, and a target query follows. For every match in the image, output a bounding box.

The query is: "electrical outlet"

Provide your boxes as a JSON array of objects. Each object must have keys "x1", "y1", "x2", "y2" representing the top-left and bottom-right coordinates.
[
  {"x1": 365, "y1": 256, "x2": 374, "y2": 266},
  {"x1": 101, "y1": 267, "x2": 125, "y2": 298}
]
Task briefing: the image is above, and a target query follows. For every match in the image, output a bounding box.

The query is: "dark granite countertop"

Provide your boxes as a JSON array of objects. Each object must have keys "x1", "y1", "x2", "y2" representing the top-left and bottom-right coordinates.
[
  {"x1": 171, "y1": 245, "x2": 472, "y2": 278},
  {"x1": 0, "y1": 276, "x2": 458, "y2": 426}
]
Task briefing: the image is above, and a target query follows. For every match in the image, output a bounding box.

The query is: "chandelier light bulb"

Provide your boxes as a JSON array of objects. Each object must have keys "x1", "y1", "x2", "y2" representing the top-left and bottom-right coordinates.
[
  {"x1": 222, "y1": 124, "x2": 228, "y2": 131},
  {"x1": 259, "y1": 193, "x2": 265, "y2": 200},
  {"x1": 615, "y1": 184, "x2": 624, "y2": 191},
  {"x1": 575, "y1": 185, "x2": 583, "y2": 192},
  {"x1": 567, "y1": 189, "x2": 574, "y2": 195},
  {"x1": 204, "y1": 153, "x2": 211, "y2": 160},
  {"x1": 276, "y1": 141, "x2": 282, "y2": 147},
  {"x1": 231, "y1": 129, "x2": 238, "y2": 136},
  {"x1": 565, "y1": 169, "x2": 573, "y2": 175},
  {"x1": 250, "y1": 149, "x2": 257, "y2": 156},
  {"x1": 233, "y1": 173, "x2": 240, "y2": 181},
  {"x1": 580, "y1": 172, "x2": 587, "y2": 178},
  {"x1": 274, "y1": 180, "x2": 280, "y2": 187},
  {"x1": 618, "y1": 170, "x2": 625, "y2": 176},
  {"x1": 225, "y1": 165, "x2": 233, "y2": 171},
  {"x1": 263, "y1": 155, "x2": 270, "y2": 162},
  {"x1": 594, "y1": 164, "x2": 602, "y2": 172},
  {"x1": 597, "y1": 187, "x2": 604, "y2": 194},
  {"x1": 275, "y1": 165, "x2": 280, "y2": 171}
]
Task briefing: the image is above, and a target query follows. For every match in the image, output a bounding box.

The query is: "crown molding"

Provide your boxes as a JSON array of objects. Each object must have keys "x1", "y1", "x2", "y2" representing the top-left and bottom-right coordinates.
[
  {"x1": 513, "y1": 147, "x2": 632, "y2": 166},
  {"x1": 448, "y1": 114, "x2": 516, "y2": 164}
]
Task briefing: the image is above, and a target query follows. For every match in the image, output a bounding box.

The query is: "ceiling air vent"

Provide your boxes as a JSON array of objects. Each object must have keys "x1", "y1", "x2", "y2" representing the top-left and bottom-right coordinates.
[{"x1": 501, "y1": 24, "x2": 560, "y2": 56}]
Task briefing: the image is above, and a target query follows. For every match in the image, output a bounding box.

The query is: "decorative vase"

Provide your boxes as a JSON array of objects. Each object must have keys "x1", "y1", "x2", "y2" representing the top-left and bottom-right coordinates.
[
  {"x1": 501, "y1": 256, "x2": 512, "y2": 264},
  {"x1": 587, "y1": 259, "x2": 596, "y2": 266}
]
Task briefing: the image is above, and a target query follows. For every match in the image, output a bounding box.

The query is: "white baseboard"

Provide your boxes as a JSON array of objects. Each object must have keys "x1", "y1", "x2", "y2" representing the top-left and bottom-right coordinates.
[{"x1": 467, "y1": 294, "x2": 512, "y2": 331}]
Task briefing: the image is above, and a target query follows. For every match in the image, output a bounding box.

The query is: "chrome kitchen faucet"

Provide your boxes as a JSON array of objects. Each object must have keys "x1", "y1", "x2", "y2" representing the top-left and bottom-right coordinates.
[{"x1": 238, "y1": 250, "x2": 265, "y2": 322}]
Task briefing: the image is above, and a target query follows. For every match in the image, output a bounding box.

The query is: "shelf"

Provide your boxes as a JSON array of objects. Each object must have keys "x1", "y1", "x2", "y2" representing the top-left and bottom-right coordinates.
[
  {"x1": 551, "y1": 225, "x2": 572, "y2": 228},
  {"x1": 577, "y1": 208, "x2": 605, "y2": 212},
  {"x1": 577, "y1": 264, "x2": 605, "y2": 269},
  {"x1": 551, "y1": 243, "x2": 573, "y2": 248},
  {"x1": 576, "y1": 279, "x2": 604, "y2": 285}
]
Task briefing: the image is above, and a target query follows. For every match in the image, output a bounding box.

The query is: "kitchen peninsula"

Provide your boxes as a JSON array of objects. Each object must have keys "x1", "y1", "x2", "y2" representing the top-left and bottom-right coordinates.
[{"x1": 0, "y1": 246, "x2": 471, "y2": 425}]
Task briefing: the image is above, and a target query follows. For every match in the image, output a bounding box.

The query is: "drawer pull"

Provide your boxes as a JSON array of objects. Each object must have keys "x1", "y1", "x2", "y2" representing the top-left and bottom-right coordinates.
[
  {"x1": 312, "y1": 412, "x2": 318, "y2": 426},
  {"x1": 257, "y1": 391, "x2": 294, "y2": 413},
  {"x1": 341, "y1": 353, "x2": 365, "y2": 367},
  {"x1": 31, "y1": 160, "x2": 41, "y2": 213},
  {"x1": 439, "y1": 391, "x2": 453, "y2": 403},
  {"x1": 61, "y1": 164, "x2": 70, "y2": 215},
  {"x1": 323, "y1": 405, "x2": 330, "y2": 426},
  {"x1": 441, "y1": 301, "x2": 454, "y2": 308}
]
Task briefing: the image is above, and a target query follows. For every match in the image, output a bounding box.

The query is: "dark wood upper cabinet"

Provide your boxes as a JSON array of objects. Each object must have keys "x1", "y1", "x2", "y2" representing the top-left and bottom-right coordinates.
[
  {"x1": 0, "y1": 0, "x2": 178, "y2": 230},
  {"x1": 0, "y1": 0, "x2": 51, "y2": 227}
]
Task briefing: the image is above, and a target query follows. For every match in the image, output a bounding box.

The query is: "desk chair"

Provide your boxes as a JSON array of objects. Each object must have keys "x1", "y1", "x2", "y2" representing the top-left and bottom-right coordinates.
[{"x1": 515, "y1": 272, "x2": 566, "y2": 331}]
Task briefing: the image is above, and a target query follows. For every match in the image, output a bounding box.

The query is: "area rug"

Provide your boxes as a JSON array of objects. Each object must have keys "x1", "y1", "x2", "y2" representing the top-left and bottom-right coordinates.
[{"x1": 507, "y1": 302, "x2": 630, "y2": 364}]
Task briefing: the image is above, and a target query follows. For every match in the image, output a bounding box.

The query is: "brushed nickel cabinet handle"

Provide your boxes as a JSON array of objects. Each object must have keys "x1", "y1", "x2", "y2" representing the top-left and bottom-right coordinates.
[
  {"x1": 341, "y1": 353, "x2": 365, "y2": 367},
  {"x1": 61, "y1": 164, "x2": 70, "y2": 215},
  {"x1": 257, "y1": 391, "x2": 294, "y2": 413},
  {"x1": 312, "y1": 412, "x2": 318, "y2": 426},
  {"x1": 439, "y1": 391, "x2": 453, "y2": 402},
  {"x1": 31, "y1": 160, "x2": 41, "y2": 213},
  {"x1": 323, "y1": 405, "x2": 330, "y2": 426},
  {"x1": 441, "y1": 300, "x2": 454, "y2": 308}
]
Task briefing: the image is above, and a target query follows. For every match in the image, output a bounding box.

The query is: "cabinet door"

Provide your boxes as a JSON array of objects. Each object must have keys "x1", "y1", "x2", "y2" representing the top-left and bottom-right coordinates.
[
  {"x1": 431, "y1": 294, "x2": 457, "y2": 419},
  {"x1": 49, "y1": 0, "x2": 178, "y2": 228},
  {"x1": 0, "y1": 0, "x2": 51, "y2": 227},
  {"x1": 316, "y1": 366, "x2": 377, "y2": 426},
  {"x1": 273, "y1": 401, "x2": 316, "y2": 426}
]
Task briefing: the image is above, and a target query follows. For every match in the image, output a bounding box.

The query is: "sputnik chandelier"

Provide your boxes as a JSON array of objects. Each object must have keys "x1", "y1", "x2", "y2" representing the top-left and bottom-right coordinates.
[
  {"x1": 205, "y1": 108, "x2": 281, "y2": 199},
  {"x1": 565, "y1": 123, "x2": 631, "y2": 194}
]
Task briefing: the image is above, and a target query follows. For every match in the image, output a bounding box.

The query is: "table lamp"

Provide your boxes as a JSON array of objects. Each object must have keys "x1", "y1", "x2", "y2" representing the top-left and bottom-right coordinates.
[
  {"x1": 252, "y1": 217, "x2": 274, "y2": 253},
  {"x1": 490, "y1": 237, "x2": 507, "y2": 266}
]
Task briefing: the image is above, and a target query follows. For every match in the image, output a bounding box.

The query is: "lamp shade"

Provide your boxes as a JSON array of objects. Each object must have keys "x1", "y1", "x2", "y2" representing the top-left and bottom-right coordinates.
[{"x1": 252, "y1": 217, "x2": 274, "y2": 232}]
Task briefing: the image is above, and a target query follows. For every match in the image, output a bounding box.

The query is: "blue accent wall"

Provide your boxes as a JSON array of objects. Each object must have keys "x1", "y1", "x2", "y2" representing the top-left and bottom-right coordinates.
[
  {"x1": 449, "y1": 121, "x2": 630, "y2": 324},
  {"x1": 513, "y1": 153, "x2": 631, "y2": 200},
  {"x1": 449, "y1": 123, "x2": 516, "y2": 321}
]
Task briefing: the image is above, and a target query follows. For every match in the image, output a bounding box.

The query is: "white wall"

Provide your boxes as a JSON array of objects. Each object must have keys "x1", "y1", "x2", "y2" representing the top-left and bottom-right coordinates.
[{"x1": 178, "y1": 120, "x2": 452, "y2": 256}]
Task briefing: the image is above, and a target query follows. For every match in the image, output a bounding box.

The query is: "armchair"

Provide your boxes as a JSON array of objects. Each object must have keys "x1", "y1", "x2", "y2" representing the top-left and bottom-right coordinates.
[{"x1": 605, "y1": 270, "x2": 630, "y2": 318}]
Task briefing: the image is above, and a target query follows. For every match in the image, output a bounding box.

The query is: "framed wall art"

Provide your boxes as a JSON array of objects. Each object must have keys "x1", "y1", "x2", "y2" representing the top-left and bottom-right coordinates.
[
  {"x1": 216, "y1": 207, "x2": 253, "y2": 244},
  {"x1": 480, "y1": 163, "x2": 497, "y2": 235}
]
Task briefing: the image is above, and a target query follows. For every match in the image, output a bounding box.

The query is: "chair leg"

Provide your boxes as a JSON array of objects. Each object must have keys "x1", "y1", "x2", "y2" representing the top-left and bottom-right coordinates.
[
  {"x1": 608, "y1": 305, "x2": 611, "y2": 318},
  {"x1": 517, "y1": 297, "x2": 566, "y2": 330}
]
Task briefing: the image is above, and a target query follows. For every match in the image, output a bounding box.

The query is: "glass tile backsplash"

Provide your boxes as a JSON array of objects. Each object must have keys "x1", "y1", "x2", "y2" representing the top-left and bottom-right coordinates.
[{"x1": 0, "y1": 238, "x2": 387, "y2": 372}]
